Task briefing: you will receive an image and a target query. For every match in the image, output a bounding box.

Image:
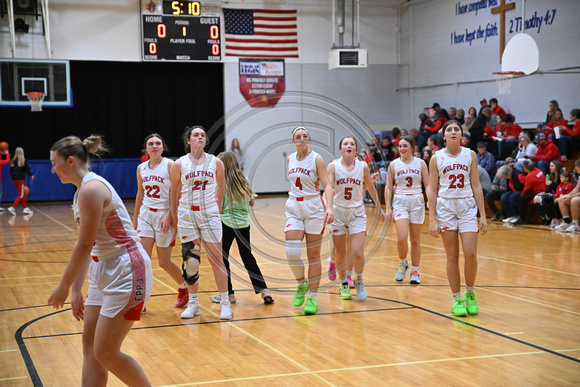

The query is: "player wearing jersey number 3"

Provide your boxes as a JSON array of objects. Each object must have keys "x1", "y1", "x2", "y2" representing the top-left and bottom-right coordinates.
[
  {"x1": 134, "y1": 134, "x2": 189, "y2": 310},
  {"x1": 427, "y1": 121, "x2": 487, "y2": 317},
  {"x1": 286, "y1": 127, "x2": 334, "y2": 315},
  {"x1": 385, "y1": 135, "x2": 430, "y2": 285},
  {"x1": 328, "y1": 136, "x2": 385, "y2": 301}
]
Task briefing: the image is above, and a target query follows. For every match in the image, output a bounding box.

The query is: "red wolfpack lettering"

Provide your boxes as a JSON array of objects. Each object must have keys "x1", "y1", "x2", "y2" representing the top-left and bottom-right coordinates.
[
  {"x1": 184, "y1": 170, "x2": 214, "y2": 180},
  {"x1": 288, "y1": 167, "x2": 311, "y2": 176},
  {"x1": 142, "y1": 175, "x2": 165, "y2": 184},
  {"x1": 442, "y1": 164, "x2": 469, "y2": 174},
  {"x1": 396, "y1": 169, "x2": 420, "y2": 177},
  {"x1": 335, "y1": 177, "x2": 361, "y2": 185}
]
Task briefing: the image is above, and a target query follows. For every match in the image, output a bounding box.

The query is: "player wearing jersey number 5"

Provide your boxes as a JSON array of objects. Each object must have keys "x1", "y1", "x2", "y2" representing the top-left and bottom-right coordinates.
[
  {"x1": 427, "y1": 121, "x2": 487, "y2": 318},
  {"x1": 328, "y1": 136, "x2": 385, "y2": 301},
  {"x1": 385, "y1": 135, "x2": 430, "y2": 285},
  {"x1": 170, "y1": 126, "x2": 232, "y2": 320},
  {"x1": 134, "y1": 134, "x2": 189, "y2": 310},
  {"x1": 48, "y1": 135, "x2": 153, "y2": 386},
  {"x1": 286, "y1": 127, "x2": 334, "y2": 315}
]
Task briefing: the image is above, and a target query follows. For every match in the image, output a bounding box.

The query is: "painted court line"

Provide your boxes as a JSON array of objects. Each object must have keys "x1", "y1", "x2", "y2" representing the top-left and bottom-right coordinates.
[{"x1": 34, "y1": 208, "x2": 75, "y2": 233}]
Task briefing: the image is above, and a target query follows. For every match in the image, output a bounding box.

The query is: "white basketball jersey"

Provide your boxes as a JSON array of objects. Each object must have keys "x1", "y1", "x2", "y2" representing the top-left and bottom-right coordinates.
[
  {"x1": 333, "y1": 157, "x2": 364, "y2": 208},
  {"x1": 436, "y1": 147, "x2": 473, "y2": 199},
  {"x1": 288, "y1": 151, "x2": 320, "y2": 197},
  {"x1": 73, "y1": 172, "x2": 140, "y2": 261},
  {"x1": 139, "y1": 157, "x2": 171, "y2": 209},
  {"x1": 393, "y1": 157, "x2": 423, "y2": 195},
  {"x1": 179, "y1": 153, "x2": 218, "y2": 210}
]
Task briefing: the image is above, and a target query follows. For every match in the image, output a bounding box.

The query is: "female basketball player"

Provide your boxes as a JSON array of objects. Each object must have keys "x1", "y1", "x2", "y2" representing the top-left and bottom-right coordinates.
[
  {"x1": 385, "y1": 135, "x2": 430, "y2": 284},
  {"x1": 329, "y1": 136, "x2": 385, "y2": 300},
  {"x1": 209, "y1": 151, "x2": 274, "y2": 304},
  {"x1": 426, "y1": 121, "x2": 487, "y2": 317},
  {"x1": 133, "y1": 134, "x2": 189, "y2": 309},
  {"x1": 48, "y1": 135, "x2": 153, "y2": 386},
  {"x1": 170, "y1": 125, "x2": 232, "y2": 320},
  {"x1": 286, "y1": 126, "x2": 334, "y2": 315}
]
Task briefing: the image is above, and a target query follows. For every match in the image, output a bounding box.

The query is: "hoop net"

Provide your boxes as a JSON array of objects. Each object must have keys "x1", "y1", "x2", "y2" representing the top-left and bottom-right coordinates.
[
  {"x1": 492, "y1": 71, "x2": 524, "y2": 95},
  {"x1": 26, "y1": 92, "x2": 45, "y2": 112}
]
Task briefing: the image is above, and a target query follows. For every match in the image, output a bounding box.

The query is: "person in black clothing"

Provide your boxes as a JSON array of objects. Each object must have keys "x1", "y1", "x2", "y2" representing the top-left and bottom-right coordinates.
[
  {"x1": 500, "y1": 159, "x2": 525, "y2": 222},
  {"x1": 432, "y1": 102, "x2": 450, "y2": 120},
  {"x1": 8, "y1": 147, "x2": 34, "y2": 215},
  {"x1": 469, "y1": 108, "x2": 491, "y2": 152}
]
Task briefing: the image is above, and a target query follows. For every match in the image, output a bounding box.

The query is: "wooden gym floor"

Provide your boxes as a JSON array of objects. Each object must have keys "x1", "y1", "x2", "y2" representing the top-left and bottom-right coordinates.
[{"x1": 1, "y1": 196, "x2": 579, "y2": 386}]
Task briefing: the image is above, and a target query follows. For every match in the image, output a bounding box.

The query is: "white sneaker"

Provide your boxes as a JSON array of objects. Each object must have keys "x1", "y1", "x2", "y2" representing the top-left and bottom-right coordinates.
[
  {"x1": 410, "y1": 270, "x2": 421, "y2": 284},
  {"x1": 509, "y1": 216, "x2": 520, "y2": 224},
  {"x1": 395, "y1": 261, "x2": 409, "y2": 282},
  {"x1": 502, "y1": 216, "x2": 514, "y2": 223},
  {"x1": 181, "y1": 300, "x2": 200, "y2": 319},
  {"x1": 8, "y1": 207, "x2": 16, "y2": 216},
  {"x1": 23, "y1": 208, "x2": 33, "y2": 214},
  {"x1": 354, "y1": 280, "x2": 367, "y2": 300},
  {"x1": 220, "y1": 299, "x2": 232, "y2": 320},
  {"x1": 566, "y1": 224, "x2": 580, "y2": 233},
  {"x1": 555, "y1": 222, "x2": 569, "y2": 230},
  {"x1": 210, "y1": 294, "x2": 236, "y2": 303},
  {"x1": 550, "y1": 218, "x2": 560, "y2": 228}
]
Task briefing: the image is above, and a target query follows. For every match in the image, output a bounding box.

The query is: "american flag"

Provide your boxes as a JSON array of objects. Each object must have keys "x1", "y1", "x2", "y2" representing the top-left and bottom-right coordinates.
[{"x1": 223, "y1": 8, "x2": 298, "y2": 58}]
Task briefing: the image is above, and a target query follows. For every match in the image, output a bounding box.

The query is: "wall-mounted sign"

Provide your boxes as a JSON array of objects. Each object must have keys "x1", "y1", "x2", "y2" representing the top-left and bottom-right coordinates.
[{"x1": 239, "y1": 59, "x2": 285, "y2": 108}]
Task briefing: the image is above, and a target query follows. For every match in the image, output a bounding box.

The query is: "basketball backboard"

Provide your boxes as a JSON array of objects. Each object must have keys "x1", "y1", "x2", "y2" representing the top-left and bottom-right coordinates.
[
  {"x1": 0, "y1": 59, "x2": 72, "y2": 107},
  {"x1": 501, "y1": 33, "x2": 539, "y2": 75}
]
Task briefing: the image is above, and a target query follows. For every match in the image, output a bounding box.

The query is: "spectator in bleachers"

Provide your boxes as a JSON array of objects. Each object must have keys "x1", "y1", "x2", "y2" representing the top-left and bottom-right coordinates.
[
  {"x1": 544, "y1": 108, "x2": 568, "y2": 138},
  {"x1": 554, "y1": 170, "x2": 580, "y2": 232},
  {"x1": 432, "y1": 102, "x2": 450, "y2": 120},
  {"x1": 541, "y1": 169, "x2": 574, "y2": 228},
  {"x1": 449, "y1": 107, "x2": 457, "y2": 121},
  {"x1": 468, "y1": 106, "x2": 477, "y2": 121},
  {"x1": 418, "y1": 113, "x2": 434, "y2": 140},
  {"x1": 422, "y1": 147, "x2": 434, "y2": 168},
  {"x1": 425, "y1": 110, "x2": 448, "y2": 141},
  {"x1": 478, "y1": 165, "x2": 492, "y2": 196},
  {"x1": 462, "y1": 114, "x2": 473, "y2": 132},
  {"x1": 497, "y1": 114, "x2": 522, "y2": 159},
  {"x1": 513, "y1": 132, "x2": 537, "y2": 172},
  {"x1": 477, "y1": 142, "x2": 496, "y2": 178},
  {"x1": 410, "y1": 128, "x2": 426, "y2": 152},
  {"x1": 427, "y1": 136, "x2": 441, "y2": 152},
  {"x1": 380, "y1": 136, "x2": 396, "y2": 162},
  {"x1": 528, "y1": 133, "x2": 562, "y2": 175},
  {"x1": 574, "y1": 158, "x2": 580, "y2": 185},
  {"x1": 487, "y1": 164, "x2": 512, "y2": 221},
  {"x1": 479, "y1": 98, "x2": 489, "y2": 115},
  {"x1": 469, "y1": 108, "x2": 491, "y2": 152},
  {"x1": 556, "y1": 108, "x2": 580, "y2": 161},
  {"x1": 545, "y1": 100, "x2": 560, "y2": 125},
  {"x1": 501, "y1": 158, "x2": 526, "y2": 223},
  {"x1": 532, "y1": 160, "x2": 563, "y2": 226},
  {"x1": 456, "y1": 108, "x2": 465, "y2": 125},
  {"x1": 461, "y1": 133, "x2": 471, "y2": 148},
  {"x1": 512, "y1": 160, "x2": 547, "y2": 225},
  {"x1": 489, "y1": 98, "x2": 506, "y2": 118},
  {"x1": 391, "y1": 127, "x2": 402, "y2": 146}
]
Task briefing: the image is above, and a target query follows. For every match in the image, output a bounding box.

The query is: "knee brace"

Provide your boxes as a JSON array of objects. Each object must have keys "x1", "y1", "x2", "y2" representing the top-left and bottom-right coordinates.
[
  {"x1": 181, "y1": 241, "x2": 201, "y2": 285},
  {"x1": 286, "y1": 240, "x2": 304, "y2": 279}
]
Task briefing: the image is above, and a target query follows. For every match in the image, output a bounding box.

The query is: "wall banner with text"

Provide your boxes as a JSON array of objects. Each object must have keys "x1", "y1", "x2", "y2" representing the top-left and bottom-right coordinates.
[{"x1": 239, "y1": 59, "x2": 285, "y2": 108}]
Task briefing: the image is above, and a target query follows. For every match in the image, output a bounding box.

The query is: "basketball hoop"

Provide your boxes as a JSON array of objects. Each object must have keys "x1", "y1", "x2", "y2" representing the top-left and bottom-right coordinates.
[
  {"x1": 26, "y1": 92, "x2": 45, "y2": 112},
  {"x1": 492, "y1": 71, "x2": 524, "y2": 95}
]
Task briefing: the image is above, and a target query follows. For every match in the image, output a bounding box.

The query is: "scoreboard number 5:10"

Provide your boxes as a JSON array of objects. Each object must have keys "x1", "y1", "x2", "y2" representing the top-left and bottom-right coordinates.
[{"x1": 172, "y1": 1, "x2": 201, "y2": 15}]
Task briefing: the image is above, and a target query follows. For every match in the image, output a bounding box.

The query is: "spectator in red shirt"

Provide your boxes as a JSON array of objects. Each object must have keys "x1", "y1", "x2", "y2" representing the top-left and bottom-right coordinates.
[
  {"x1": 513, "y1": 159, "x2": 547, "y2": 225},
  {"x1": 528, "y1": 132, "x2": 562, "y2": 174},
  {"x1": 556, "y1": 108, "x2": 580, "y2": 161},
  {"x1": 489, "y1": 98, "x2": 506, "y2": 118},
  {"x1": 544, "y1": 108, "x2": 568, "y2": 137},
  {"x1": 418, "y1": 113, "x2": 434, "y2": 140}
]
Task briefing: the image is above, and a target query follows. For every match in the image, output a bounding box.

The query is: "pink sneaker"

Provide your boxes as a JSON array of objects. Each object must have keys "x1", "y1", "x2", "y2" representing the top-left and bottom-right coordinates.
[
  {"x1": 346, "y1": 275, "x2": 355, "y2": 288},
  {"x1": 327, "y1": 259, "x2": 337, "y2": 280},
  {"x1": 174, "y1": 288, "x2": 189, "y2": 308}
]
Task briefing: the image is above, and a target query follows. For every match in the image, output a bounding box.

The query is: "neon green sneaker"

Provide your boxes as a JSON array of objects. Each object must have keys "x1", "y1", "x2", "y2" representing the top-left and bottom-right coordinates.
[
  {"x1": 452, "y1": 298, "x2": 467, "y2": 317},
  {"x1": 465, "y1": 291, "x2": 479, "y2": 315},
  {"x1": 339, "y1": 283, "x2": 352, "y2": 300},
  {"x1": 293, "y1": 280, "x2": 309, "y2": 307},
  {"x1": 304, "y1": 296, "x2": 318, "y2": 314}
]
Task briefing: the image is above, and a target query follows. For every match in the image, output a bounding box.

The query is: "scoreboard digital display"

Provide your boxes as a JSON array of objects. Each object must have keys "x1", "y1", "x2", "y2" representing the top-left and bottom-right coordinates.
[{"x1": 142, "y1": 1, "x2": 221, "y2": 61}]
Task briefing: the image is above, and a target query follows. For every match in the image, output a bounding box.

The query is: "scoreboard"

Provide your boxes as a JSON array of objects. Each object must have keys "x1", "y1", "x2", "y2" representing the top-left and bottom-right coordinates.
[{"x1": 141, "y1": 1, "x2": 221, "y2": 61}]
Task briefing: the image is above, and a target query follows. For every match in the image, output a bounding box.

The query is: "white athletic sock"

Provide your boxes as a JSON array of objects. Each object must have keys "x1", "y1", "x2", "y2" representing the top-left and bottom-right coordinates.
[
  {"x1": 346, "y1": 270, "x2": 352, "y2": 277},
  {"x1": 220, "y1": 292, "x2": 230, "y2": 302},
  {"x1": 309, "y1": 292, "x2": 317, "y2": 299},
  {"x1": 355, "y1": 274, "x2": 363, "y2": 281},
  {"x1": 465, "y1": 286, "x2": 474, "y2": 293},
  {"x1": 572, "y1": 220, "x2": 579, "y2": 226},
  {"x1": 452, "y1": 292, "x2": 462, "y2": 299},
  {"x1": 400, "y1": 259, "x2": 408, "y2": 266},
  {"x1": 286, "y1": 240, "x2": 305, "y2": 280},
  {"x1": 412, "y1": 266, "x2": 419, "y2": 272},
  {"x1": 189, "y1": 293, "x2": 198, "y2": 301}
]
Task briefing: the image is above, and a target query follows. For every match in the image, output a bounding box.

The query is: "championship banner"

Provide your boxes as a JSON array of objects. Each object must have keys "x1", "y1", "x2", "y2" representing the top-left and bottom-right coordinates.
[{"x1": 239, "y1": 59, "x2": 285, "y2": 108}]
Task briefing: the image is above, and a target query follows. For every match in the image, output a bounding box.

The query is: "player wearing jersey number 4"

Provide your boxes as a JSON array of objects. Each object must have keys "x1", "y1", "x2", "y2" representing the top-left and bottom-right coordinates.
[
  {"x1": 134, "y1": 134, "x2": 189, "y2": 311},
  {"x1": 385, "y1": 135, "x2": 430, "y2": 285},
  {"x1": 328, "y1": 136, "x2": 385, "y2": 300},
  {"x1": 285, "y1": 127, "x2": 334, "y2": 315},
  {"x1": 427, "y1": 121, "x2": 487, "y2": 317}
]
